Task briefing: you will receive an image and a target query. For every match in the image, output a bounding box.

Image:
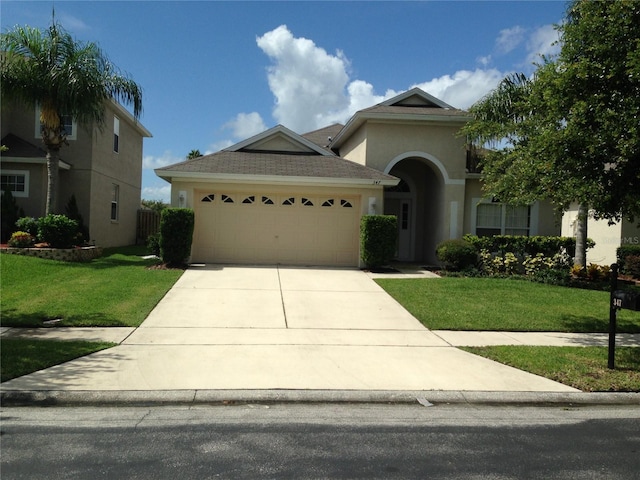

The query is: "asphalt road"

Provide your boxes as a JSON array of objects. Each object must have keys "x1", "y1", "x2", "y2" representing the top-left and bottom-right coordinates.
[{"x1": 1, "y1": 404, "x2": 639, "y2": 479}]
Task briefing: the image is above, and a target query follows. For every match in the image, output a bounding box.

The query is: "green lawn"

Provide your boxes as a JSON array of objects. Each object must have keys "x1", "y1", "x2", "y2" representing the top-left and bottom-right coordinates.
[
  {"x1": 1, "y1": 246, "x2": 184, "y2": 327},
  {"x1": 463, "y1": 346, "x2": 640, "y2": 392},
  {"x1": 376, "y1": 277, "x2": 640, "y2": 333},
  {"x1": 1, "y1": 338, "x2": 116, "y2": 382}
]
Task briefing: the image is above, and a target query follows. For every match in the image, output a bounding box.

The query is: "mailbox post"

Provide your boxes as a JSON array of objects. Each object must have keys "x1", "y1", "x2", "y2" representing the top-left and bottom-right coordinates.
[
  {"x1": 609, "y1": 263, "x2": 640, "y2": 369},
  {"x1": 608, "y1": 264, "x2": 618, "y2": 369}
]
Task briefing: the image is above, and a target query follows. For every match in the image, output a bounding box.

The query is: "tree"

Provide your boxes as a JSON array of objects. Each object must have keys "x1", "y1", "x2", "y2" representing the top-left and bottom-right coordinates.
[
  {"x1": 1, "y1": 16, "x2": 143, "y2": 215},
  {"x1": 462, "y1": 0, "x2": 640, "y2": 266},
  {"x1": 187, "y1": 149, "x2": 202, "y2": 159}
]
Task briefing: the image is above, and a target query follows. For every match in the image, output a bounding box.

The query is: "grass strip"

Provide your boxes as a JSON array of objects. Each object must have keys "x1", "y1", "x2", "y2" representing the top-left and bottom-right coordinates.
[
  {"x1": 376, "y1": 277, "x2": 640, "y2": 333},
  {"x1": 1, "y1": 246, "x2": 183, "y2": 328},
  {"x1": 463, "y1": 345, "x2": 640, "y2": 392},
  {"x1": 1, "y1": 338, "x2": 116, "y2": 382}
]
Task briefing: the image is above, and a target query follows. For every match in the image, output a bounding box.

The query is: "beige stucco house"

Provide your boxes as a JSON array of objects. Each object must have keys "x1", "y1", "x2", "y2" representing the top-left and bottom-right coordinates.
[
  {"x1": 157, "y1": 88, "x2": 560, "y2": 267},
  {"x1": 561, "y1": 203, "x2": 640, "y2": 265},
  {"x1": 1, "y1": 99, "x2": 152, "y2": 247}
]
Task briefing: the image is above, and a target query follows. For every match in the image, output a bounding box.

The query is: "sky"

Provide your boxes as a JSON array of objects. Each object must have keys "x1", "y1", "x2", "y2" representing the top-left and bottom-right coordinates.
[{"x1": 1, "y1": 0, "x2": 569, "y2": 203}]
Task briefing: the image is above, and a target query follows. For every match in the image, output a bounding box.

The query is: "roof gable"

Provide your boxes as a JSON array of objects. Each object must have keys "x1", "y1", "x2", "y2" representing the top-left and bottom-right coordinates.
[
  {"x1": 381, "y1": 87, "x2": 454, "y2": 109},
  {"x1": 224, "y1": 125, "x2": 331, "y2": 156}
]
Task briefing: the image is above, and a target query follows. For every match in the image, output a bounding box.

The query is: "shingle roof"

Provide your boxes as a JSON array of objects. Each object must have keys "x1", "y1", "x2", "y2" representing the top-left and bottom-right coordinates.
[
  {"x1": 156, "y1": 150, "x2": 395, "y2": 182},
  {"x1": 358, "y1": 104, "x2": 471, "y2": 118},
  {"x1": 301, "y1": 124, "x2": 344, "y2": 150},
  {"x1": 1, "y1": 134, "x2": 48, "y2": 159}
]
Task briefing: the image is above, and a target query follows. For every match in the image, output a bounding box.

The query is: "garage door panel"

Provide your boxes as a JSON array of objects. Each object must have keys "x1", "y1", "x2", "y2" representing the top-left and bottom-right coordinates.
[{"x1": 193, "y1": 191, "x2": 360, "y2": 266}]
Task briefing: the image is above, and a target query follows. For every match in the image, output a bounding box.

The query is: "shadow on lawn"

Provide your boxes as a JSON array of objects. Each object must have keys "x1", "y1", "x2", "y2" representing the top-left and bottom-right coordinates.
[
  {"x1": 560, "y1": 314, "x2": 640, "y2": 334},
  {"x1": 0, "y1": 308, "x2": 130, "y2": 328}
]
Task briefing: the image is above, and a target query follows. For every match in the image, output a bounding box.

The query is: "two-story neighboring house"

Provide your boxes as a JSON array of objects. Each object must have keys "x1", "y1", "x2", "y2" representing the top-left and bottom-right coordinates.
[
  {"x1": 156, "y1": 88, "x2": 560, "y2": 267},
  {"x1": 1, "y1": 99, "x2": 152, "y2": 247}
]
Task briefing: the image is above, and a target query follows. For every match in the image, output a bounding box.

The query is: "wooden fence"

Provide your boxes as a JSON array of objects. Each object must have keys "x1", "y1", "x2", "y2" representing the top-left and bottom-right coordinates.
[{"x1": 137, "y1": 209, "x2": 161, "y2": 244}]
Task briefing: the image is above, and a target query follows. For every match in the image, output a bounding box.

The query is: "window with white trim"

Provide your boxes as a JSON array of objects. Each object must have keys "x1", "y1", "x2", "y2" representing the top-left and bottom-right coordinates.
[
  {"x1": 35, "y1": 105, "x2": 77, "y2": 140},
  {"x1": 473, "y1": 199, "x2": 534, "y2": 237},
  {"x1": 113, "y1": 116, "x2": 120, "y2": 153},
  {"x1": 0, "y1": 170, "x2": 29, "y2": 198},
  {"x1": 111, "y1": 184, "x2": 119, "y2": 221}
]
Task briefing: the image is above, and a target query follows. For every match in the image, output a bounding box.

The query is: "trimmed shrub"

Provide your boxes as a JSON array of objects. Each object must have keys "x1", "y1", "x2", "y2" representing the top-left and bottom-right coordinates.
[
  {"x1": 15, "y1": 217, "x2": 39, "y2": 239},
  {"x1": 8, "y1": 231, "x2": 34, "y2": 248},
  {"x1": 37, "y1": 214, "x2": 79, "y2": 248},
  {"x1": 436, "y1": 239, "x2": 478, "y2": 271},
  {"x1": 623, "y1": 255, "x2": 640, "y2": 279},
  {"x1": 360, "y1": 215, "x2": 397, "y2": 269},
  {"x1": 462, "y1": 234, "x2": 594, "y2": 258},
  {"x1": 160, "y1": 208, "x2": 194, "y2": 266},
  {"x1": 617, "y1": 245, "x2": 640, "y2": 276},
  {"x1": 146, "y1": 232, "x2": 161, "y2": 256}
]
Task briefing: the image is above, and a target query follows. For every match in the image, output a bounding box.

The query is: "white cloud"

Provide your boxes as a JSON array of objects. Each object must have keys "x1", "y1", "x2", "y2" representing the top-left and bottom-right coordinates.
[
  {"x1": 411, "y1": 69, "x2": 505, "y2": 110},
  {"x1": 223, "y1": 112, "x2": 267, "y2": 139},
  {"x1": 257, "y1": 25, "x2": 352, "y2": 132},
  {"x1": 142, "y1": 151, "x2": 184, "y2": 170},
  {"x1": 496, "y1": 26, "x2": 526, "y2": 54},
  {"x1": 141, "y1": 184, "x2": 171, "y2": 203},
  {"x1": 526, "y1": 24, "x2": 561, "y2": 65}
]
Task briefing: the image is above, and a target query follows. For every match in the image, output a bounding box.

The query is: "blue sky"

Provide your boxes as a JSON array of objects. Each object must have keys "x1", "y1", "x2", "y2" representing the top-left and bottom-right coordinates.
[{"x1": 1, "y1": 0, "x2": 568, "y2": 203}]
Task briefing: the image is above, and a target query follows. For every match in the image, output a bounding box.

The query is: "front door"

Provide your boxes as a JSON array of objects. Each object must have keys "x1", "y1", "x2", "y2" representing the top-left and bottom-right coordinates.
[{"x1": 384, "y1": 197, "x2": 413, "y2": 261}]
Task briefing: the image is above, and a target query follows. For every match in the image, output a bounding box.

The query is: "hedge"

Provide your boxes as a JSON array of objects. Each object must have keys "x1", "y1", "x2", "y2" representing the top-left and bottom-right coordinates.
[
  {"x1": 360, "y1": 215, "x2": 397, "y2": 269},
  {"x1": 160, "y1": 208, "x2": 194, "y2": 266},
  {"x1": 617, "y1": 244, "x2": 640, "y2": 278},
  {"x1": 462, "y1": 234, "x2": 594, "y2": 257}
]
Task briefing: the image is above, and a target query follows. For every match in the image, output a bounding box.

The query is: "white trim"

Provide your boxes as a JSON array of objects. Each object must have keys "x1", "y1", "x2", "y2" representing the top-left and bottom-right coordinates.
[
  {"x1": 0, "y1": 169, "x2": 30, "y2": 197},
  {"x1": 1, "y1": 156, "x2": 71, "y2": 170},
  {"x1": 381, "y1": 87, "x2": 455, "y2": 109},
  {"x1": 450, "y1": 201, "x2": 459, "y2": 239},
  {"x1": 471, "y1": 197, "x2": 540, "y2": 236},
  {"x1": 155, "y1": 169, "x2": 396, "y2": 187},
  {"x1": 224, "y1": 125, "x2": 333, "y2": 156},
  {"x1": 384, "y1": 151, "x2": 465, "y2": 185},
  {"x1": 113, "y1": 116, "x2": 120, "y2": 153}
]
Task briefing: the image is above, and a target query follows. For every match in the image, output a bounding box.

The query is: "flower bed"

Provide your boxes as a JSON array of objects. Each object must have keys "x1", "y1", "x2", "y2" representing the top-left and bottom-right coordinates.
[{"x1": 1, "y1": 246, "x2": 103, "y2": 262}]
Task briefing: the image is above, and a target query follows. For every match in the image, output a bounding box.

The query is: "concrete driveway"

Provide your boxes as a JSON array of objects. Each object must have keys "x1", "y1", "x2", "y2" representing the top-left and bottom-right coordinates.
[{"x1": 1, "y1": 265, "x2": 578, "y2": 392}]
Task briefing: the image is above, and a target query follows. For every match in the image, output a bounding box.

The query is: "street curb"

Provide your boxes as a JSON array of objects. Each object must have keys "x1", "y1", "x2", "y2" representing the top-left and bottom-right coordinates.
[{"x1": 2, "y1": 389, "x2": 639, "y2": 407}]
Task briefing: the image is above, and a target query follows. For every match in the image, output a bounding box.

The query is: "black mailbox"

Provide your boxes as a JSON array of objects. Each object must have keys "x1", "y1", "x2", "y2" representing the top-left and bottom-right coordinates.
[{"x1": 612, "y1": 290, "x2": 640, "y2": 311}]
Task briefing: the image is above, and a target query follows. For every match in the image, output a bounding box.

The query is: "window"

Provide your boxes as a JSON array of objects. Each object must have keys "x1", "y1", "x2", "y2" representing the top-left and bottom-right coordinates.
[
  {"x1": 262, "y1": 196, "x2": 274, "y2": 205},
  {"x1": 301, "y1": 198, "x2": 314, "y2": 206},
  {"x1": 321, "y1": 199, "x2": 334, "y2": 207},
  {"x1": 474, "y1": 199, "x2": 533, "y2": 237},
  {"x1": 113, "y1": 116, "x2": 120, "y2": 153},
  {"x1": 242, "y1": 196, "x2": 255, "y2": 204},
  {"x1": 201, "y1": 194, "x2": 215, "y2": 202},
  {"x1": 282, "y1": 197, "x2": 295, "y2": 206},
  {"x1": 0, "y1": 170, "x2": 29, "y2": 198},
  {"x1": 111, "y1": 184, "x2": 119, "y2": 221},
  {"x1": 221, "y1": 194, "x2": 234, "y2": 203},
  {"x1": 340, "y1": 199, "x2": 353, "y2": 208},
  {"x1": 35, "y1": 105, "x2": 77, "y2": 140}
]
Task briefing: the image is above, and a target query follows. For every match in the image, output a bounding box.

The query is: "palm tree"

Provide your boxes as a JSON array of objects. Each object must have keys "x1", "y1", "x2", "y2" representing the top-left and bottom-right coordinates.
[
  {"x1": 1, "y1": 18, "x2": 143, "y2": 214},
  {"x1": 187, "y1": 149, "x2": 202, "y2": 159}
]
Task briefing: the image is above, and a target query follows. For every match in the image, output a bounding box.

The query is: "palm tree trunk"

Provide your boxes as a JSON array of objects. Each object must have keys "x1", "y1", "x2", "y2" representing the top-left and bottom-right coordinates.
[
  {"x1": 574, "y1": 204, "x2": 588, "y2": 268},
  {"x1": 45, "y1": 146, "x2": 61, "y2": 215}
]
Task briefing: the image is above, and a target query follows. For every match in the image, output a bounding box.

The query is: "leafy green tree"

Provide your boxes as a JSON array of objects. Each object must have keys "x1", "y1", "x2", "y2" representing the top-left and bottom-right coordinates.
[
  {"x1": 141, "y1": 199, "x2": 168, "y2": 213},
  {"x1": 1, "y1": 17, "x2": 143, "y2": 215},
  {"x1": 462, "y1": 0, "x2": 640, "y2": 266},
  {"x1": 187, "y1": 149, "x2": 202, "y2": 159}
]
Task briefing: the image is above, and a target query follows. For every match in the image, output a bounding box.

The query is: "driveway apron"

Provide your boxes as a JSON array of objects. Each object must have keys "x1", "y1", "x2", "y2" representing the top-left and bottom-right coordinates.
[{"x1": 1, "y1": 265, "x2": 578, "y2": 392}]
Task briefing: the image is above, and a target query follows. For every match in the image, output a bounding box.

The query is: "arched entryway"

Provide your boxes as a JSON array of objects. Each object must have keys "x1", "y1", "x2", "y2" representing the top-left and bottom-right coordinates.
[{"x1": 384, "y1": 156, "x2": 444, "y2": 264}]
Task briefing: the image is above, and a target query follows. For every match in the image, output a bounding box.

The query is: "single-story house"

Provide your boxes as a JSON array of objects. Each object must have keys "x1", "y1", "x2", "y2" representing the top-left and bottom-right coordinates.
[{"x1": 156, "y1": 88, "x2": 561, "y2": 267}]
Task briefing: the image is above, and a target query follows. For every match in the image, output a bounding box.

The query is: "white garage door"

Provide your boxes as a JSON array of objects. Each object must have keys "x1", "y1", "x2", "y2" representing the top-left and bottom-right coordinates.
[{"x1": 192, "y1": 191, "x2": 361, "y2": 266}]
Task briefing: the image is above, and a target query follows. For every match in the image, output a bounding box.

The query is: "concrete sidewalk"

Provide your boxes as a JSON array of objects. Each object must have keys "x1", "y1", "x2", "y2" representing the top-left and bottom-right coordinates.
[{"x1": 1, "y1": 265, "x2": 637, "y2": 397}]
